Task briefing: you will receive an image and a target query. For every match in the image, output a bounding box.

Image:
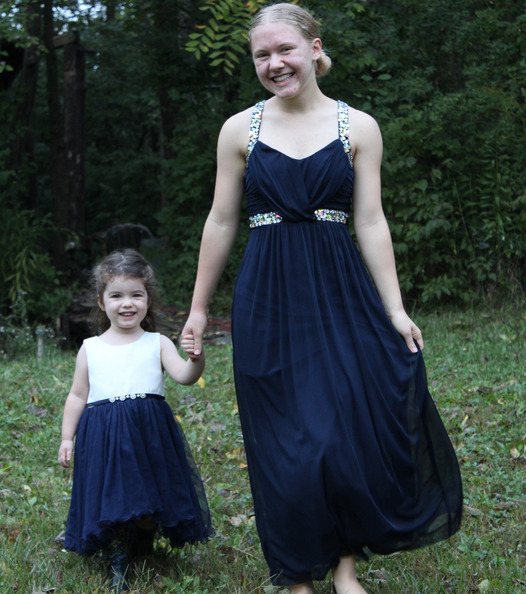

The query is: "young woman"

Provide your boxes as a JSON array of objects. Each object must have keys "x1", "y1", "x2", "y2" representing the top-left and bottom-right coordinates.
[
  {"x1": 183, "y1": 4, "x2": 462, "y2": 592},
  {"x1": 59, "y1": 249, "x2": 213, "y2": 592}
]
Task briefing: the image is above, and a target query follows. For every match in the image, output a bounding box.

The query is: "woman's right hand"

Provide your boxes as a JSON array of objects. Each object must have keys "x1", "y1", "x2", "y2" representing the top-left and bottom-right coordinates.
[{"x1": 181, "y1": 310, "x2": 208, "y2": 360}]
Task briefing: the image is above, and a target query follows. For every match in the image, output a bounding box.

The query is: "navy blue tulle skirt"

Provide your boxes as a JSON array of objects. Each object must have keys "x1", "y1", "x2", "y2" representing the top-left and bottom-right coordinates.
[{"x1": 65, "y1": 396, "x2": 213, "y2": 554}]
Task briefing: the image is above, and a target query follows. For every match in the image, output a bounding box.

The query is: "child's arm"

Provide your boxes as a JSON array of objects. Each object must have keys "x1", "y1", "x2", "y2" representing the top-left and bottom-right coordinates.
[
  {"x1": 58, "y1": 345, "x2": 90, "y2": 468},
  {"x1": 160, "y1": 334, "x2": 205, "y2": 386}
]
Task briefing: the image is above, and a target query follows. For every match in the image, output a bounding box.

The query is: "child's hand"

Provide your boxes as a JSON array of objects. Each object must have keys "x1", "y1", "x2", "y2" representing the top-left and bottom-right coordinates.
[
  {"x1": 58, "y1": 440, "x2": 74, "y2": 468},
  {"x1": 181, "y1": 311, "x2": 207, "y2": 358},
  {"x1": 180, "y1": 333, "x2": 202, "y2": 361}
]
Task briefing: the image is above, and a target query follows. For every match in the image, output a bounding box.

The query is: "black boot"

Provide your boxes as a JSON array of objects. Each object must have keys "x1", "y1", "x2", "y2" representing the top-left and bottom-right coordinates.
[
  {"x1": 110, "y1": 552, "x2": 129, "y2": 591},
  {"x1": 106, "y1": 538, "x2": 130, "y2": 592}
]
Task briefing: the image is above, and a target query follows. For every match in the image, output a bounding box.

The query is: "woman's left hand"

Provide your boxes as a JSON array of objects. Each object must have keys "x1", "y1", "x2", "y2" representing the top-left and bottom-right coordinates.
[{"x1": 388, "y1": 310, "x2": 424, "y2": 353}]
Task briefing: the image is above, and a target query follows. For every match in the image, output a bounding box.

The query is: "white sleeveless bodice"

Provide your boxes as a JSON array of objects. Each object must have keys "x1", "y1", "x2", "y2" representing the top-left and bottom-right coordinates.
[{"x1": 84, "y1": 332, "x2": 165, "y2": 404}]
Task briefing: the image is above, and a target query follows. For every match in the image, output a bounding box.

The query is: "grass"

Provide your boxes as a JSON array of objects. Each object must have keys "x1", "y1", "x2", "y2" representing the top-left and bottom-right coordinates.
[{"x1": 0, "y1": 306, "x2": 525, "y2": 593}]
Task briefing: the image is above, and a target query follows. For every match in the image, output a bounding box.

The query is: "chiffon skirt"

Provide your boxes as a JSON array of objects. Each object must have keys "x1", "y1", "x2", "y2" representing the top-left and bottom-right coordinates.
[
  {"x1": 65, "y1": 396, "x2": 213, "y2": 554},
  {"x1": 232, "y1": 221, "x2": 463, "y2": 586}
]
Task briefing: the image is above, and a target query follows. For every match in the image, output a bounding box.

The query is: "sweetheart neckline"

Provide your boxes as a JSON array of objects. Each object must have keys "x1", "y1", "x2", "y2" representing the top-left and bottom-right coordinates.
[{"x1": 256, "y1": 138, "x2": 341, "y2": 162}]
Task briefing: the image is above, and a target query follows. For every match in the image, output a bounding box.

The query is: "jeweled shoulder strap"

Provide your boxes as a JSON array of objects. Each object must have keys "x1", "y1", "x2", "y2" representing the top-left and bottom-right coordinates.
[
  {"x1": 246, "y1": 100, "x2": 265, "y2": 164},
  {"x1": 337, "y1": 100, "x2": 353, "y2": 167}
]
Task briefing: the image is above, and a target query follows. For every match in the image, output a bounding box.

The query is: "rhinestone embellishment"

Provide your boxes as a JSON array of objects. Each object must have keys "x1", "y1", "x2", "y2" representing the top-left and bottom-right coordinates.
[
  {"x1": 249, "y1": 210, "x2": 348, "y2": 228},
  {"x1": 314, "y1": 209, "x2": 348, "y2": 224},
  {"x1": 247, "y1": 101, "x2": 265, "y2": 163},
  {"x1": 249, "y1": 212, "x2": 283, "y2": 228},
  {"x1": 109, "y1": 393, "x2": 147, "y2": 403},
  {"x1": 338, "y1": 100, "x2": 353, "y2": 166}
]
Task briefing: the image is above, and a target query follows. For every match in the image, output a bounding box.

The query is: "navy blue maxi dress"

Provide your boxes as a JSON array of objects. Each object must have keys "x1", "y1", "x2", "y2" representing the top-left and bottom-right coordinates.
[{"x1": 231, "y1": 100, "x2": 462, "y2": 586}]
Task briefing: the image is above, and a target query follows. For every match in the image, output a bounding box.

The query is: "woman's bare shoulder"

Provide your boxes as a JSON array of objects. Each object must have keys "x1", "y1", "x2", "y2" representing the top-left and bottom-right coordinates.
[
  {"x1": 347, "y1": 105, "x2": 382, "y2": 157},
  {"x1": 221, "y1": 106, "x2": 255, "y2": 136},
  {"x1": 218, "y1": 105, "x2": 257, "y2": 155},
  {"x1": 348, "y1": 105, "x2": 381, "y2": 134}
]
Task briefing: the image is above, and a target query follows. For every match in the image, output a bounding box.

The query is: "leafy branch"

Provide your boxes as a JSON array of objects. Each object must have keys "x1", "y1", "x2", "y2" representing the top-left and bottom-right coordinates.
[{"x1": 185, "y1": 0, "x2": 268, "y2": 75}]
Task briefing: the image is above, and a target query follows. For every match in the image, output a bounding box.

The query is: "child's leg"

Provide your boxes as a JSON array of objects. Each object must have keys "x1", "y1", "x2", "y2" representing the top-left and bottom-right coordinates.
[
  {"x1": 131, "y1": 517, "x2": 157, "y2": 556},
  {"x1": 105, "y1": 526, "x2": 132, "y2": 592},
  {"x1": 332, "y1": 555, "x2": 367, "y2": 593}
]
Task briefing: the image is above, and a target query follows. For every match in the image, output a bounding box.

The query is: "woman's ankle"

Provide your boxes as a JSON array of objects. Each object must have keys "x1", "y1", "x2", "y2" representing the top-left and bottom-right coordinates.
[
  {"x1": 289, "y1": 582, "x2": 315, "y2": 594},
  {"x1": 332, "y1": 555, "x2": 367, "y2": 593}
]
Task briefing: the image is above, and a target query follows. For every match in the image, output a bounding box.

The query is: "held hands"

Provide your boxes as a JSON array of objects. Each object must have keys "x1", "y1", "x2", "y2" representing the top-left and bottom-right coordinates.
[
  {"x1": 58, "y1": 440, "x2": 74, "y2": 468},
  {"x1": 388, "y1": 310, "x2": 424, "y2": 353},
  {"x1": 180, "y1": 333, "x2": 202, "y2": 361},
  {"x1": 180, "y1": 310, "x2": 208, "y2": 361}
]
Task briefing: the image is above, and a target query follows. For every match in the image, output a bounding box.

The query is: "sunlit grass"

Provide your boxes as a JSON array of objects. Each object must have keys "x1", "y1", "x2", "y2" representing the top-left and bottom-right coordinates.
[{"x1": 0, "y1": 306, "x2": 524, "y2": 592}]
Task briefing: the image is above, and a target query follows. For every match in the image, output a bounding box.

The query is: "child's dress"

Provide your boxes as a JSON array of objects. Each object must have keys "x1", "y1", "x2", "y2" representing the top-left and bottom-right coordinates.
[{"x1": 64, "y1": 332, "x2": 213, "y2": 554}]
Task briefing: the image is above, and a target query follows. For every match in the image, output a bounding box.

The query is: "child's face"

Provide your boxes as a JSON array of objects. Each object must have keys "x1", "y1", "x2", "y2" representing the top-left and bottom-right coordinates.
[{"x1": 98, "y1": 276, "x2": 149, "y2": 333}]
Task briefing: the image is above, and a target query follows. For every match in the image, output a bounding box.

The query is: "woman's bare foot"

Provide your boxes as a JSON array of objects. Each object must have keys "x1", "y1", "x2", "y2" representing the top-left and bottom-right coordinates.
[{"x1": 332, "y1": 555, "x2": 367, "y2": 593}]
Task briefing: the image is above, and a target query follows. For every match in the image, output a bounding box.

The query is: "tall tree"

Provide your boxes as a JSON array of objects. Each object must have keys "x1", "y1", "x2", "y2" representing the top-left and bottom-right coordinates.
[
  {"x1": 62, "y1": 31, "x2": 86, "y2": 243},
  {"x1": 43, "y1": 0, "x2": 70, "y2": 271},
  {"x1": 3, "y1": 0, "x2": 42, "y2": 209}
]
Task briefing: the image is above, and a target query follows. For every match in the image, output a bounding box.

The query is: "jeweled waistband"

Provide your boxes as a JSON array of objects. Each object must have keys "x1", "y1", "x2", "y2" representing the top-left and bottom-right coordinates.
[
  {"x1": 249, "y1": 209, "x2": 348, "y2": 228},
  {"x1": 86, "y1": 393, "x2": 165, "y2": 408}
]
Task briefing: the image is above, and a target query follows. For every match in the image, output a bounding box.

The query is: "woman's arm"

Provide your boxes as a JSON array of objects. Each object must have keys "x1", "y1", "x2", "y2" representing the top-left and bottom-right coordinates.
[
  {"x1": 58, "y1": 345, "x2": 90, "y2": 467},
  {"x1": 350, "y1": 108, "x2": 423, "y2": 352},
  {"x1": 182, "y1": 111, "x2": 250, "y2": 357}
]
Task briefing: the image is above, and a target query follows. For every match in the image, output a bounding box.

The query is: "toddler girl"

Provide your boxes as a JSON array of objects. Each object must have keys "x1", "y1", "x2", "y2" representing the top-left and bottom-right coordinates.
[{"x1": 58, "y1": 249, "x2": 213, "y2": 592}]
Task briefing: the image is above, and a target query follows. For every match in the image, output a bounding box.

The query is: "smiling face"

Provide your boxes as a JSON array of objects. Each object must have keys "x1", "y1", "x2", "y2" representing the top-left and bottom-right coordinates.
[
  {"x1": 98, "y1": 275, "x2": 149, "y2": 334},
  {"x1": 251, "y1": 21, "x2": 321, "y2": 99}
]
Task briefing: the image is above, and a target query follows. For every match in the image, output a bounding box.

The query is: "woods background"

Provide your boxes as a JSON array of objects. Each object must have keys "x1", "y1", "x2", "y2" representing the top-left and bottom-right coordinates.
[{"x1": 1, "y1": 0, "x2": 524, "y2": 332}]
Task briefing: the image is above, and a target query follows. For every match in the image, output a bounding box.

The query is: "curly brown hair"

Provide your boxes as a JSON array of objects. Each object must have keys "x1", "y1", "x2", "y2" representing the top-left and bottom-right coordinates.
[{"x1": 90, "y1": 249, "x2": 158, "y2": 334}]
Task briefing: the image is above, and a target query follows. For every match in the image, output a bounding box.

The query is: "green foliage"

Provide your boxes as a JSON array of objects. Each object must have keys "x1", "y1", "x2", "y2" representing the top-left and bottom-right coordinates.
[
  {"x1": 80, "y1": 17, "x2": 164, "y2": 236},
  {"x1": 0, "y1": 310, "x2": 35, "y2": 359},
  {"x1": 373, "y1": 0, "x2": 526, "y2": 303},
  {"x1": 0, "y1": 305, "x2": 58, "y2": 359},
  {"x1": 154, "y1": 89, "x2": 251, "y2": 308},
  {"x1": 0, "y1": 50, "x2": 12, "y2": 75},
  {"x1": 154, "y1": 95, "x2": 219, "y2": 301},
  {"x1": 0, "y1": 0, "x2": 524, "y2": 310},
  {"x1": 0, "y1": 0, "x2": 39, "y2": 46},
  {"x1": 314, "y1": 0, "x2": 526, "y2": 304},
  {"x1": 0, "y1": 206, "x2": 72, "y2": 324},
  {"x1": 185, "y1": 0, "x2": 268, "y2": 75}
]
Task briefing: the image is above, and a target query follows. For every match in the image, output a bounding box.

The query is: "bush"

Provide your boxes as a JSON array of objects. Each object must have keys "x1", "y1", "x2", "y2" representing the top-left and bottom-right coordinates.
[{"x1": 0, "y1": 207, "x2": 72, "y2": 324}]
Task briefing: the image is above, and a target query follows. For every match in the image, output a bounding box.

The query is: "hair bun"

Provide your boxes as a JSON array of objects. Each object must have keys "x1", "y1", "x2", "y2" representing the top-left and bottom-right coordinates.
[{"x1": 317, "y1": 51, "x2": 332, "y2": 77}]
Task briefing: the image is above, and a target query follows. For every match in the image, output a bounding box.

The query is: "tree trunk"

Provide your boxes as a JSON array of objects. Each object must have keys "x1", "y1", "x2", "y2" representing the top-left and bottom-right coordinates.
[
  {"x1": 154, "y1": 0, "x2": 181, "y2": 210},
  {"x1": 43, "y1": 0, "x2": 67, "y2": 271},
  {"x1": 63, "y1": 40, "x2": 86, "y2": 240},
  {"x1": 9, "y1": 1, "x2": 42, "y2": 210},
  {"x1": 105, "y1": 0, "x2": 117, "y2": 21}
]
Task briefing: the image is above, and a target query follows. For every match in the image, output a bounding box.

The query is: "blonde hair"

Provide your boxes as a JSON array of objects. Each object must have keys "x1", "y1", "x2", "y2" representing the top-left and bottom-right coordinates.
[{"x1": 248, "y1": 3, "x2": 332, "y2": 77}]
